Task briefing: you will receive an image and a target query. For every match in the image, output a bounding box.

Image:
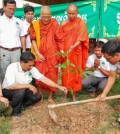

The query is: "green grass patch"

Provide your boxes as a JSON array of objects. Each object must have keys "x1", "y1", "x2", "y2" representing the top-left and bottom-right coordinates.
[{"x1": 0, "y1": 117, "x2": 12, "y2": 134}]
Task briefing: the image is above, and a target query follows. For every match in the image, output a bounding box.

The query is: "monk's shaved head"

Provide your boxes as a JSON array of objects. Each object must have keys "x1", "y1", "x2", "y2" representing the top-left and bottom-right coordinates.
[
  {"x1": 40, "y1": 6, "x2": 51, "y2": 15},
  {"x1": 67, "y1": 4, "x2": 78, "y2": 12},
  {"x1": 40, "y1": 6, "x2": 51, "y2": 25},
  {"x1": 67, "y1": 4, "x2": 78, "y2": 21}
]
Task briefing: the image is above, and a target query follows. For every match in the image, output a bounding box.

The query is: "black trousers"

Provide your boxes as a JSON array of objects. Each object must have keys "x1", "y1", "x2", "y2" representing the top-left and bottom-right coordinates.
[{"x1": 2, "y1": 89, "x2": 42, "y2": 114}]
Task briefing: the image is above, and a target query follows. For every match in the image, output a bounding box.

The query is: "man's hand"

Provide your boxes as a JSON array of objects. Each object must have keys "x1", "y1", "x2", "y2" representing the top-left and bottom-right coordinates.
[
  {"x1": 28, "y1": 85, "x2": 38, "y2": 94},
  {"x1": 94, "y1": 59, "x2": 100, "y2": 68},
  {"x1": 68, "y1": 45, "x2": 75, "y2": 53},
  {"x1": 97, "y1": 93, "x2": 106, "y2": 101},
  {"x1": 58, "y1": 86, "x2": 67, "y2": 94},
  {"x1": 0, "y1": 97, "x2": 9, "y2": 107},
  {"x1": 60, "y1": 50, "x2": 64, "y2": 54},
  {"x1": 37, "y1": 52, "x2": 45, "y2": 62}
]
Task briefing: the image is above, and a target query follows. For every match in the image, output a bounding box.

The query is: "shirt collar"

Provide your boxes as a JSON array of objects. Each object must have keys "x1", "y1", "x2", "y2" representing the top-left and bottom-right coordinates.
[
  {"x1": 17, "y1": 62, "x2": 32, "y2": 74},
  {"x1": 17, "y1": 62, "x2": 23, "y2": 72},
  {"x1": 3, "y1": 14, "x2": 14, "y2": 20},
  {"x1": 24, "y1": 19, "x2": 30, "y2": 25}
]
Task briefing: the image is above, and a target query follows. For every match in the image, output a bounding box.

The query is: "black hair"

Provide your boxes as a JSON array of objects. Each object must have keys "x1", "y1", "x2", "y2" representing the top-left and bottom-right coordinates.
[
  {"x1": 94, "y1": 41, "x2": 105, "y2": 48},
  {"x1": 20, "y1": 51, "x2": 35, "y2": 63},
  {"x1": 24, "y1": 5, "x2": 34, "y2": 14},
  {"x1": 102, "y1": 40, "x2": 120, "y2": 56},
  {"x1": 4, "y1": 0, "x2": 16, "y2": 6}
]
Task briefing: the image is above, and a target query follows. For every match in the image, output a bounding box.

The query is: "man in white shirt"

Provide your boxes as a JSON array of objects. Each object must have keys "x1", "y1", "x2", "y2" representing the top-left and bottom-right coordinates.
[
  {"x1": 23, "y1": 5, "x2": 34, "y2": 51},
  {"x1": 2, "y1": 51, "x2": 67, "y2": 116},
  {"x1": 0, "y1": 0, "x2": 26, "y2": 82},
  {"x1": 98, "y1": 41, "x2": 120, "y2": 100},
  {"x1": 82, "y1": 42, "x2": 110, "y2": 97}
]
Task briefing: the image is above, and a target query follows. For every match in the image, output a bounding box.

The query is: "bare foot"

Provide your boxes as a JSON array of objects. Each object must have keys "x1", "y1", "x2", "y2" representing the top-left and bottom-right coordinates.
[
  {"x1": 48, "y1": 98, "x2": 55, "y2": 104},
  {"x1": 72, "y1": 93, "x2": 76, "y2": 102}
]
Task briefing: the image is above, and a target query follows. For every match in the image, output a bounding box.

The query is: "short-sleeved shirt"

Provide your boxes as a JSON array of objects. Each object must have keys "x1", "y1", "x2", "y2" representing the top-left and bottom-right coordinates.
[
  {"x1": 2, "y1": 62, "x2": 44, "y2": 89},
  {"x1": 22, "y1": 19, "x2": 31, "y2": 48},
  {"x1": 0, "y1": 14, "x2": 26, "y2": 48},
  {"x1": 86, "y1": 54, "x2": 110, "y2": 77},
  {"x1": 110, "y1": 62, "x2": 120, "y2": 71}
]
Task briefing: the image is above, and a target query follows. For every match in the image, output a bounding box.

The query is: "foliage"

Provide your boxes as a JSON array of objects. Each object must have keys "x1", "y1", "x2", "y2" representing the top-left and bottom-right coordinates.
[
  {"x1": 54, "y1": 51, "x2": 93, "y2": 78},
  {"x1": 23, "y1": 3, "x2": 30, "y2": 8}
]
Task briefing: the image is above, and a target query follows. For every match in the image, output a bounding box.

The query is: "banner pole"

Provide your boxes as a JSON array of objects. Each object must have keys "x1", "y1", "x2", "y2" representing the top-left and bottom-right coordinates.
[{"x1": 98, "y1": 0, "x2": 101, "y2": 40}]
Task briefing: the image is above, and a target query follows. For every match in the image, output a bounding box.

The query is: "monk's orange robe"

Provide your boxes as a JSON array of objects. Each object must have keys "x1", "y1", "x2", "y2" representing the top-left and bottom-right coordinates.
[
  {"x1": 29, "y1": 18, "x2": 64, "y2": 92},
  {"x1": 62, "y1": 18, "x2": 89, "y2": 92}
]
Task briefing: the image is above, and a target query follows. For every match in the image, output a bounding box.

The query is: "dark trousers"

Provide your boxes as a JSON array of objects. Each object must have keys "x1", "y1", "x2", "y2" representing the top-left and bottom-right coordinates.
[{"x1": 2, "y1": 89, "x2": 42, "y2": 114}]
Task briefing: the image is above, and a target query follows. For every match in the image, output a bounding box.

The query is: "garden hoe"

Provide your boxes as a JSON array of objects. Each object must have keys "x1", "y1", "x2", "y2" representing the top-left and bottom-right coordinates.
[{"x1": 48, "y1": 95, "x2": 120, "y2": 124}]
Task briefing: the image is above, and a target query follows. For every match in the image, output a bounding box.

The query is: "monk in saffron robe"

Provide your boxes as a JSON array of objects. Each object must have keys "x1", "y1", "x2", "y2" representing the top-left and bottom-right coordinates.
[
  {"x1": 62, "y1": 4, "x2": 89, "y2": 101},
  {"x1": 29, "y1": 6, "x2": 64, "y2": 102}
]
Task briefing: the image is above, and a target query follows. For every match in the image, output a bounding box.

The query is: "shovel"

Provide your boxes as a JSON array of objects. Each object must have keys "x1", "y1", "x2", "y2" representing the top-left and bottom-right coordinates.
[{"x1": 48, "y1": 95, "x2": 120, "y2": 124}]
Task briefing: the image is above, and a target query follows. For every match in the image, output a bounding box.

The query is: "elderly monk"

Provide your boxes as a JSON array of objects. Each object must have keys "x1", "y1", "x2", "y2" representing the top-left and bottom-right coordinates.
[
  {"x1": 29, "y1": 6, "x2": 64, "y2": 103},
  {"x1": 62, "y1": 4, "x2": 89, "y2": 101}
]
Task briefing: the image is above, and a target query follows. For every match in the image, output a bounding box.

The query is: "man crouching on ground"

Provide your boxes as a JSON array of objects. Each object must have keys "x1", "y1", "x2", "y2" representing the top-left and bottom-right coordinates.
[{"x1": 2, "y1": 51, "x2": 67, "y2": 116}]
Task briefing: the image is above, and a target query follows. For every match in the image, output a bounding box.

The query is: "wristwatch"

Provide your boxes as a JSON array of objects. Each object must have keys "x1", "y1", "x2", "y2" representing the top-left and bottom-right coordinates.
[{"x1": 98, "y1": 66, "x2": 101, "y2": 69}]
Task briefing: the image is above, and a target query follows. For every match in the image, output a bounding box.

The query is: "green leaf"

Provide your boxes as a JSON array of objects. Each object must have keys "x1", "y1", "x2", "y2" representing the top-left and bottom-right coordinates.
[
  {"x1": 70, "y1": 63, "x2": 76, "y2": 67},
  {"x1": 82, "y1": 73, "x2": 88, "y2": 78},
  {"x1": 70, "y1": 69, "x2": 77, "y2": 73},
  {"x1": 76, "y1": 67, "x2": 82, "y2": 72},
  {"x1": 54, "y1": 63, "x2": 66, "y2": 69},
  {"x1": 66, "y1": 59, "x2": 70, "y2": 65},
  {"x1": 54, "y1": 51, "x2": 68, "y2": 57}
]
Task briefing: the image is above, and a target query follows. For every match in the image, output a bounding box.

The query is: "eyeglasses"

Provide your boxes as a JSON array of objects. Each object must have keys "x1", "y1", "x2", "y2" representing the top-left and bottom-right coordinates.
[{"x1": 105, "y1": 56, "x2": 113, "y2": 62}]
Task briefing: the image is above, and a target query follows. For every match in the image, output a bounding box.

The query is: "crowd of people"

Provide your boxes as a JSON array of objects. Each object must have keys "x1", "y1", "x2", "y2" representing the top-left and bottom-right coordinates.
[{"x1": 0, "y1": 0, "x2": 120, "y2": 118}]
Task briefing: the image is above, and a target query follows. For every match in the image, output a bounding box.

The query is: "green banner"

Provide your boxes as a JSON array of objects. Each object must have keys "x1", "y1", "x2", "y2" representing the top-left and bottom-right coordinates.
[
  {"x1": 14, "y1": 0, "x2": 120, "y2": 39},
  {"x1": 15, "y1": 0, "x2": 99, "y2": 38},
  {"x1": 100, "y1": 0, "x2": 120, "y2": 39}
]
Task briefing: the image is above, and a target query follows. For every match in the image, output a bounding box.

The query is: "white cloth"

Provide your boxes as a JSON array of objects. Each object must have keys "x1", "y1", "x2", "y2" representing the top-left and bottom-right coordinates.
[
  {"x1": 86, "y1": 54, "x2": 110, "y2": 78},
  {"x1": 2, "y1": 62, "x2": 44, "y2": 89},
  {"x1": 23, "y1": 19, "x2": 31, "y2": 48},
  {"x1": 0, "y1": 14, "x2": 26, "y2": 48},
  {"x1": 110, "y1": 62, "x2": 120, "y2": 71}
]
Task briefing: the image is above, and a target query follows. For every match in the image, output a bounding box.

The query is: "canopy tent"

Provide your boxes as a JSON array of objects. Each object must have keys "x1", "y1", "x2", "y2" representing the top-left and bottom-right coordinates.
[{"x1": 0, "y1": 0, "x2": 42, "y2": 8}]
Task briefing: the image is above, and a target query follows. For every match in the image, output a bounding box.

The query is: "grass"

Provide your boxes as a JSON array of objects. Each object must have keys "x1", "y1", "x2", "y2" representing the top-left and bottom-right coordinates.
[{"x1": 0, "y1": 117, "x2": 12, "y2": 134}]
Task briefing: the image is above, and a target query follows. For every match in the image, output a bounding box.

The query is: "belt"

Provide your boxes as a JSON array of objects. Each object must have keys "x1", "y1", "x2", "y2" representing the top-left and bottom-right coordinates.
[
  {"x1": 0, "y1": 46, "x2": 20, "y2": 51},
  {"x1": 26, "y1": 48, "x2": 31, "y2": 51}
]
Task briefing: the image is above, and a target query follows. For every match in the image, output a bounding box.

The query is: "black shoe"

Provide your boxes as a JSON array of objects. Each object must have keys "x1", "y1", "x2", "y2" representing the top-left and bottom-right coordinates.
[{"x1": 12, "y1": 113, "x2": 22, "y2": 117}]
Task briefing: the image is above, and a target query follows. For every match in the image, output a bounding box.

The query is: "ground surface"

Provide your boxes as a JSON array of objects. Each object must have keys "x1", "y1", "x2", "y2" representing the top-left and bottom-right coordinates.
[{"x1": 10, "y1": 99, "x2": 120, "y2": 134}]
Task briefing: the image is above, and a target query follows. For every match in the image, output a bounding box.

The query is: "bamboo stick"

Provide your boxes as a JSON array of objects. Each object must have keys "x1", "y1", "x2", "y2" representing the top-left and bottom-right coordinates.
[{"x1": 48, "y1": 95, "x2": 120, "y2": 109}]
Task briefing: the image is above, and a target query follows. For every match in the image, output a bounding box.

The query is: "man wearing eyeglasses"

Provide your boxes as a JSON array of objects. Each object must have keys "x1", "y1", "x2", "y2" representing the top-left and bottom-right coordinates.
[{"x1": 98, "y1": 40, "x2": 120, "y2": 100}]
